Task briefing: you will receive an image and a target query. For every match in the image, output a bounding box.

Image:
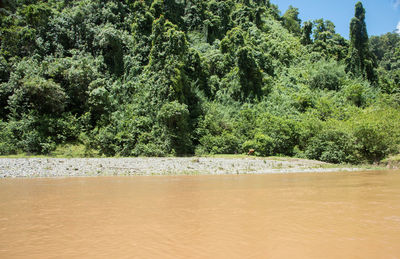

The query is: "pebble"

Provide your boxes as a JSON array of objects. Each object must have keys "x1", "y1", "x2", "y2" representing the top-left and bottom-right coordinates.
[{"x1": 0, "y1": 157, "x2": 359, "y2": 178}]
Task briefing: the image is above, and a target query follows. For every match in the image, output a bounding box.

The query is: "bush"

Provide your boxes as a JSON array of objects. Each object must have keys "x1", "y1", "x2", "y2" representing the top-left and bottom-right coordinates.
[
  {"x1": 158, "y1": 101, "x2": 192, "y2": 154},
  {"x1": 351, "y1": 106, "x2": 400, "y2": 162},
  {"x1": 4, "y1": 112, "x2": 80, "y2": 155},
  {"x1": 0, "y1": 120, "x2": 18, "y2": 155},
  {"x1": 305, "y1": 121, "x2": 358, "y2": 164},
  {"x1": 242, "y1": 133, "x2": 274, "y2": 156},
  {"x1": 308, "y1": 60, "x2": 346, "y2": 91},
  {"x1": 6, "y1": 68, "x2": 67, "y2": 116},
  {"x1": 197, "y1": 131, "x2": 239, "y2": 155},
  {"x1": 19, "y1": 130, "x2": 56, "y2": 154},
  {"x1": 341, "y1": 79, "x2": 375, "y2": 107},
  {"x1": 132, "y1": 142, "x2": 168, "y2": 157},
  {"x1": 255, "y1": 113, "x2": 298, "y2": 156},
  {"x1": 94, "y1": 126, "x2": 117, "y2": 157}
]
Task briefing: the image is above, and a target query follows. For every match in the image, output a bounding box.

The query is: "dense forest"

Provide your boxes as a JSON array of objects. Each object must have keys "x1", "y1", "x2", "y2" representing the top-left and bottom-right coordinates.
[{"x1": 0, "y1": 0, "x2": 399, "y2": 164}]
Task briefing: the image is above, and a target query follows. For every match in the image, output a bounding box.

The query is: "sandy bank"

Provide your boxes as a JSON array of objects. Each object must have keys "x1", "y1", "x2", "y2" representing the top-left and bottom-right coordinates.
[{"x1": 0, "y1": 157, "x2": 363, "y2": 178}]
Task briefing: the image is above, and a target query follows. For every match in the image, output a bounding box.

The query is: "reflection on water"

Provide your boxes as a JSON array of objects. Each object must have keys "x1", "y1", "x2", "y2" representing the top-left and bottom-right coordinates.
[{"x1": 1, "y1": 171, "x2": 400, "y2": 259}]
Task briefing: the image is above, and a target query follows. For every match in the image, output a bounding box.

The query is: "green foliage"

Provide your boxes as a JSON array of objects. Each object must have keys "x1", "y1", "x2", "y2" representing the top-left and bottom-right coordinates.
[
  {"x1": 220, "y1": 27, "x2": 245, "y2": 54},
  {"x1": 20, "y1": 2, "x2": 53, "y2": 28},
  {"x1": 305, "y1": 120, "x2": 358, "y2": 164},
  {"x1": 242, "y1": 133, "x2": 273, "y2": 156},
  {"x1": 195, "y1": 101, "x2": 246, "y2": 155},
  {"x1": 282, "y1": 5, "x2": 301, "y2": 35},
  {"x1": 95, "y1": 24, "x2": 125, "y2": 76},
  {"x1": 301, "y1": 21, "x2": 312, "y2": 45},
  {"x1": 3, "y1": 58, "x2": 66, "y2": 117},
  {"x1": 347, "y1": 2, "x2": 377, "y2": 82},
  {"x1": 183, "y1": 0, "x2": 207, "y2": 31},
  {"x1": 254, "y1": 113, "x2": 298, "y2": 156},
  {"x1": 205, "y1": 0, "x2": 233, "y2": 42},
  {"x1": 308, "y1": 60, "x2": 346, "y2": 91},
  {"x1": 4, "y1": 112, "x2": 80, "y2": 154},
  {"x1": 158, "y1": 101, "x2": 192, "y2": 154},
  {"x1": 237, "y1": 47, "x2": 263, "y2": 100},
  {"x1": 0, "y1": 0, "x2": 398, "y2": 164},
  {"x1": 299, "y1": 103, "x2": 400, "y2": 164},
  {"x1": 1, "y1": 25, "x2": 36, "y2": 58},
  {"x1": 196, "y1": 132, "x2": 239, "y2": 155},
  {"x1": 311, "y1": 19, "x2": 348, "y2": 61},
  {"x1": 0, "y1": 120, "x2": 18, "y2": 155},
  {"x1": 44, "y1": 53, "x2": 106, "y2": 115},
  {"x1": 341, "y1": 79, "x2": 375, "y2": 107},
  {"x1": 369, "y1": 32, "x2": 400, "y2": 93},
  {"x1": 351, "y1": 106, "x2": 400, "y2": 162},
  {"x1": 10, "y1": 75, "x2": 66, "y2": 115},
  {"x1": 313, "y1": 19, "x2": 335, "y2": 42}
]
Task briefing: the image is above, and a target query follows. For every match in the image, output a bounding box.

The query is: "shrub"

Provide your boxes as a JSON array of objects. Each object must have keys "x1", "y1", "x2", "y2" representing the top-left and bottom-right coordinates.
[
  {"x1": 94, "y1": 126, "x2": 117, "y2": 157},
  {"x1": 158, "y1": 101, "x2": 192, "y2": 154},
  {"x1": 197, "y1": 131, "x2": 239, "y2": 155},
  {"x1": 4, "y1": 112, "x2": 80, "y2": 155},
  {"x1": 305, "y1": 121, "x2": 358, "y2": 164},
  {"x1": 242, "y1": 133, "x2": 274, "y2": 156},
  {"x1": 8, "y1": 75, "x2": 66, "y2": 116},
  {"x1": 308, "y1": 60, "x2": 346, "y2": 91},
  {"x1": 0, "y1": 120, "x2": 18, "y2": 155},
  {"x1": 255, "y1": 113, "x2": 298, "y2": 156},
  {"x1": 351, "y1": 106, "x2": 400, "y2": 162},
  {"x1": 341, "y1": 79, "x2": 375, "y2": 107}
]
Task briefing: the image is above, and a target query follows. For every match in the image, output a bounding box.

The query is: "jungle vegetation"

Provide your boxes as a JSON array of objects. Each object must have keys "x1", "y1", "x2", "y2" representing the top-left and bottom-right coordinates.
[{"x1": 0, "y1": 0, "x2": 399, "y2": 164}]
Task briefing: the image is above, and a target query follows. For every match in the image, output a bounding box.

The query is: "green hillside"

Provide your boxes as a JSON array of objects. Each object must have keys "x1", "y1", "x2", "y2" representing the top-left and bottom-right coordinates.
[{"x1": 1, "y1": 0, "x2": 399, "y2": 163}]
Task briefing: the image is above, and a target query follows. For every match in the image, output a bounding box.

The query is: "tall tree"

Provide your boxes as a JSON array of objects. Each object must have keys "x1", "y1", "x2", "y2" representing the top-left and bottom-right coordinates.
[
  {"x1": 312, "y1": 19, "x2": 348, "y2": 61},
  {"x1": 313, "y1": 19, "x2": 335, "y2": 42},
  {"x1": 282, "y1": 5, "x2": 301, "y2": 35},
  {"x1": 301, "y1": 21, "x2": 313, "y2": 45},
  {"x1": 347, "y1": 2, "x2": 376, "y2": 82}
]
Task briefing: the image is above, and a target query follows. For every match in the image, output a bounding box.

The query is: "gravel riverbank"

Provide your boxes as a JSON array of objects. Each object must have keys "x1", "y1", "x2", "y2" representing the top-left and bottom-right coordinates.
[{"x1": 0, "y1": 157, "x2": 362, "y2": 178}]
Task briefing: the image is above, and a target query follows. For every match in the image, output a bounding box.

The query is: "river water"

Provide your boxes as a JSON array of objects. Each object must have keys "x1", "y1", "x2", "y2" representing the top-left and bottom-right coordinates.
[{"x1": 1, "y1": 171, "x2": 400, "y2": 259}]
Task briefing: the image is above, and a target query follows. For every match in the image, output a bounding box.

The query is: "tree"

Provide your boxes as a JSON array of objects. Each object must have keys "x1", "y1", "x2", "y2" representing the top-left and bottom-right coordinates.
[
  {"x1": 205, "y1": 0, "x2": 233, "y2": 42},
  {"x1": 20, "y1": 3, "x2": 52, "y2": 29},
  {"x1": 312, "y1": 19, "x2": 348, "y2": 61},
  {"x1": 301, "y1": 21, "x2": 312, "y2": 45},
  {"x1": 313, "y1": 19, "x2": 335, "y2": 42},
  {"x1": 282, "y1": 5, "x2": 301, "y2": 35},
  {"x1": 95, "y1": 24, "x2": 125, "y2": 76},
  {"x1": 347, "y1": 2, "x2": 376, "y2": 82},
  {"x1": 370, "y1": 33, "x2": 400, "y2": 93},
  {"x1": 237, "y1": 47, "x2": 263, "y2": 101},
  {"x1": 183, "y1": 0, "x2": 207, "y2": 31},
  {"x1": 370, "y1": 32, "x2": 400, "y2": 70},
  {"x1": 131, "y1": 1, "x2": 154, "y2": 70}
]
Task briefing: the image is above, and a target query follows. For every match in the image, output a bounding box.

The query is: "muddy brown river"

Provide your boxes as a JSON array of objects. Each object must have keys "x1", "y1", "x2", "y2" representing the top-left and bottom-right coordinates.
[{"x1": 1, "y1": 171, "x2": 400, "y2": 258}]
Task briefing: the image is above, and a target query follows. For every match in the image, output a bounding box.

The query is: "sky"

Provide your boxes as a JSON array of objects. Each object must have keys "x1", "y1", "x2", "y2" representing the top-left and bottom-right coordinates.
[{"x1": 271, "y1": 0, "x2": 400, "y2": 38}]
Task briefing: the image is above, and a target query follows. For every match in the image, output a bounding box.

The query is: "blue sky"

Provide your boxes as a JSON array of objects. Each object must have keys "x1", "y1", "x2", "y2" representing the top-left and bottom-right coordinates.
[{"x1": 271, "y1": 0, "x2": 400, "y2": 38}]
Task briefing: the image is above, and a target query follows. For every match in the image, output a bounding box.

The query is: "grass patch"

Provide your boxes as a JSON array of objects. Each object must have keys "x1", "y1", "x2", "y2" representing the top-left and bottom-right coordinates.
[
  {"x1": 382, "y1": 154, "x2": 400, "y2": 163},
  {"x1": 51, "y1": 144, "x2": 100, "y2": 158},
  {"x1": 381, "y1": 154, "x2": 400, "y2": 169},
  {"x1": 0, "y1": 144, "x2": 100, "y2": 158}
]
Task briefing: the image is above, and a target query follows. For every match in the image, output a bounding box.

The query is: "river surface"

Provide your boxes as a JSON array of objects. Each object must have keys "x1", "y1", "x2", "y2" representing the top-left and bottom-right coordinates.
[{"x1": 1, "y1": 171, "x2": 400, "y2": 259}]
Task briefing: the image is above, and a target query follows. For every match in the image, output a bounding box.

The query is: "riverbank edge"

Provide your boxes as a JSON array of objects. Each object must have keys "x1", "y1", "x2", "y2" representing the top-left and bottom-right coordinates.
[{"x1": 0, "y1": 156, "x2": 385, "y2": 178}]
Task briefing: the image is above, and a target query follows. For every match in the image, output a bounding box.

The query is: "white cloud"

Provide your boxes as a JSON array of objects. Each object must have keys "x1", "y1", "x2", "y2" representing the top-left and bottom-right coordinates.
[{"x1": 397, "y1": 21, "x2": 400, "y2": 34}]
